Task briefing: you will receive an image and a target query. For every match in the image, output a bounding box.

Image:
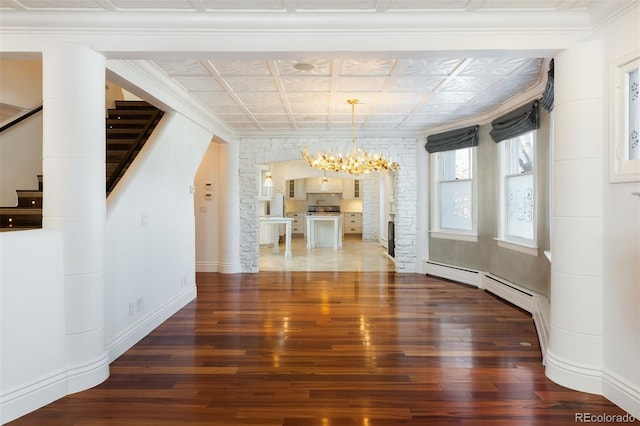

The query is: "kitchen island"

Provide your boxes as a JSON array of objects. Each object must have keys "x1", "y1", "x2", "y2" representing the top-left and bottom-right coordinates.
[
  {"x1": 259, "y1": 216, "x2": 293, "y2": 257},
  {"x1": 305, "y1": 214, "x2": 342, "y2": 249}
]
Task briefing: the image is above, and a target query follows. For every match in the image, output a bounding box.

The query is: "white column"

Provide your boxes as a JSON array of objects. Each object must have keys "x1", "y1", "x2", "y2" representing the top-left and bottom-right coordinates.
[
  {"x1": 545, "y1": 39, "x2": 605, "y2": 394},
  {"x1": 42, "y1": 43, "x2": 109, "y2": 391},
  {"x1": 217, "y1": 140, "x2": 242, "y2": 273}
]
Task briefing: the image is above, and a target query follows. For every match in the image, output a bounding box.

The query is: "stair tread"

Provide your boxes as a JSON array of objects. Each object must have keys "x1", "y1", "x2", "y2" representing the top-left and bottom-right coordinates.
[
  {"x1": 114, "y1": 100, "x2": 155, "y2": 108},
  {"x1": 0, "y1": 208, "x2": 43, "y2": 214},
  {"x1": 107, "y1": 128, "x2": 146, "y2": 133}
]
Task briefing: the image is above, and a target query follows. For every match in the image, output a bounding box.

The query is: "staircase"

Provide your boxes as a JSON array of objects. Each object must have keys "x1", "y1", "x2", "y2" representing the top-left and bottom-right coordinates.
[
  {"x1": 0, "y1": 175, "x2": 43, "y2": 231},
  {"x1": 106, "y1": 101, "x2": 163, "y2": 194},
  {"x1": 0, "y1": 101, "x2": 164, "y2": 231}
]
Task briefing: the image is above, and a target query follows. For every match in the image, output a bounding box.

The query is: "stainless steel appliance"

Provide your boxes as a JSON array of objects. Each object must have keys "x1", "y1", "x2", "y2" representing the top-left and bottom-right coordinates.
[{"x1": 307, "y1": 205, "x2": 341, "y2": 215}]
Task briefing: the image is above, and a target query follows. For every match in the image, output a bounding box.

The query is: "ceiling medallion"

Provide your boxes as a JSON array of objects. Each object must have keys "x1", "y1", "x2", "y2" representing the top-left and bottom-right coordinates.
[
  {"x1": 301, "y1": 99, "x2": 400, "y2": 176},
  {"x1": 294, "y1": 62, "x2": 316, "y2": 71}
]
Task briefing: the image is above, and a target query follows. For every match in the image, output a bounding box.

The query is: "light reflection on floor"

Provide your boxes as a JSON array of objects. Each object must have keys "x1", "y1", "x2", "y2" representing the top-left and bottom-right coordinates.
[{"x1": 259, "y1": 237, "x2": 396, "y2": 272}]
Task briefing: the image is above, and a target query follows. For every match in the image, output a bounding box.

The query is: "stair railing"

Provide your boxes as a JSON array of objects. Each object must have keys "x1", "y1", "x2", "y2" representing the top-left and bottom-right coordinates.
[
  {"x1": 0, "y1": 105, "x2": 43, "y2": 133},
  {"x1": 106, "y1": 108, "x2": 164, "y2": 194}
]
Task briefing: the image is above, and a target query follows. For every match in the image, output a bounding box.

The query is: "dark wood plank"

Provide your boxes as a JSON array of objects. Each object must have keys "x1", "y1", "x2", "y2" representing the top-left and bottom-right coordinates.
[{"x1": 8, "y1": 272, "x2": 636, "y2": 425}]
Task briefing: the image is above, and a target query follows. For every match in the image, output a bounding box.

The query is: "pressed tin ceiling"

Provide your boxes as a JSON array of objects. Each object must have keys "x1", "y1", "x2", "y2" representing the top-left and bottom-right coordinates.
[
  {"x1": 149, "y1": 56, "x2": 545, "y2": 134},
  {"x1": 1, "y1": 0, "x2": 633, "y2": 137}
]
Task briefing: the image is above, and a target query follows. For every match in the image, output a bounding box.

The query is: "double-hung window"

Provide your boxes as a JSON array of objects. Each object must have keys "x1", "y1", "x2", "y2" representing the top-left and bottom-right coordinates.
[
  {"x1": 497, "y1": 130, "x2": 537, "y2": 254},
  {"x1": 426, "y1": 125, "x2": 479, "y2": 242},
  {"x1": 490, "y1": 100, "x2": 540, "y2": 255},
  {"x1": 610, "y1": 52, "x2": 640, "y2": 182},
  {"x1": 437, "y1": 148, "x2": 475, "y2": 232}
]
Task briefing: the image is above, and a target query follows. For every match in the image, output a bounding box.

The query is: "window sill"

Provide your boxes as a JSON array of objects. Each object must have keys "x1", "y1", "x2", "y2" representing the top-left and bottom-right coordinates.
[
  {"x1": 431, "y1": 231, "x2": 478, "y2": 243},
  {"x1": 495, "y1": 238, "x2": 538, "y2": 256}
]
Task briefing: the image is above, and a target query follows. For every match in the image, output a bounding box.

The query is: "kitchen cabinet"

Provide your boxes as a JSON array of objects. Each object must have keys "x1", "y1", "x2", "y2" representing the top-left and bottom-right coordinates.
[
  {"x1": 343, "y1": 212, "x2": 362, "y2": 235},
  {"x1": 286, "y1": 212, "x2": 305, "y2": 235},
  {"x1": 286, "y1": 179, "x2": 306, "y2": 200},
  {"x1": 342, "y1": 179, "x2": 362, "y2": 199}
]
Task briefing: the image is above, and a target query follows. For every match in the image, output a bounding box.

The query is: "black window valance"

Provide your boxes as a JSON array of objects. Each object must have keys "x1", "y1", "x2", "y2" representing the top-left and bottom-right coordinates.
[
  {"x1": 425, "y1": 124, "x2": 479, "y2": 153},
  {"x1": 489, "y1": 100, "x2": 539, "y2": 143},
  {"x1": 540, "y1": 59, "x2": 554, "y2": 112}
]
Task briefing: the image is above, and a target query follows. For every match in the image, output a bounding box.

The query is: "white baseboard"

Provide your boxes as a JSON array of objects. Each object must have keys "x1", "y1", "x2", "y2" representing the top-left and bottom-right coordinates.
[
  {"x1": 0, "y1": 368, "x2": 68, "y2": 424},
  {"x1": 424, "y1": 260, "x2": 482, "y2": 288},
  {"x1": 545, "y1": 349, "x2": 603, "y2": 395},
  {"x1": 197, "y1": 260, "x2": 243, "y2": 274},
  {"x1": 532, "y1": 295, "x2": 550, "y2": 365},
  {"x1": 107, "y1": 285, "x2": 197, "y2": 362},
  {"x1": 66, "y1": 352, "x2": 110, "y2": 394},
  {"x1": 196, "y1": 261, "x2": 219, "y2": 272},
  {"x1": 603, "y1": 369, "x2": 640, "y2": 419}
]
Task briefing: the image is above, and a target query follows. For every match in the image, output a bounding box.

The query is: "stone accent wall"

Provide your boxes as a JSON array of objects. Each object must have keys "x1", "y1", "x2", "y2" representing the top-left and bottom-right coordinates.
[
  {"x1": 361, "y1": 172, "x2": 379, "y2": 241},
  {"x1": 393, "y1": 140, "x2": 418, "y2": 272},
  {"x1": 239, "y1": 136, "x2": 417, "y2": 273}
]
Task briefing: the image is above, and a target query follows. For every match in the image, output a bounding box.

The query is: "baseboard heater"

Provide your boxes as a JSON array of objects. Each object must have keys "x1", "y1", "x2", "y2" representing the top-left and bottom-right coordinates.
[
  {"x1": 424, "y1": 260, "x2": 482, "y2": 288},
  {"x1": 482, "y1": 273, "x2": 535, "y2": 312}
]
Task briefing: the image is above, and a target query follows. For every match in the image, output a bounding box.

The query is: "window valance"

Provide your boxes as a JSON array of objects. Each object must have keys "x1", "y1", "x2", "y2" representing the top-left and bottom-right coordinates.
[
  {"x1": 540, "y1": 59, "x2": 554, "y2": 112},
  {"x1": 425, "y1": 124, "x2": 480, "y2": 153},
  {"x1": 489, "y1": 100, "x2": 540, "y2": 143}
]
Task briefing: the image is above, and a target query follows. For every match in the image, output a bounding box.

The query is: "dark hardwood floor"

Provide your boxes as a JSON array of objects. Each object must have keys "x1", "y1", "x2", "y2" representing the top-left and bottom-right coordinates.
[{"x1": 9, "y1": 272, "x2": 635, "y2": 425}]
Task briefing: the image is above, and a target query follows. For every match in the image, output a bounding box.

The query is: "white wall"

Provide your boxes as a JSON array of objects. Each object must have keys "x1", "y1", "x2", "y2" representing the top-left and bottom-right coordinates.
[
  {"x1": 105, "y1": 112, "x2": 212, "y2": 360},
  {"x1": 0, "y1": 60, "x2": 43, "y2": 206},
  {"x1": 194, "y1": 141, "x2": 221, "y2": 272},
  {"x1": 0, "y1": 230, "x2": 65, "y2": 423},
  {"x1": 599, "y1": 5, "x2": 640, "y2": 417},
  {"x1": 0, "y1": 60, "x2": 42, "y2": 108}
]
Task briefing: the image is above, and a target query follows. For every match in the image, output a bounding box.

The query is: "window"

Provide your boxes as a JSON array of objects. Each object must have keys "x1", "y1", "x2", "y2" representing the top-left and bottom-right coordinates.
[
  {"x1": 610, "y1": 52, "x2": 640, "y2": 182},
  {"x1": 497, "y1": 131, "x2": 537, "y2": 254},
  {"x1": 430, "y1": 146, "x2": 477, "y2": 241}
]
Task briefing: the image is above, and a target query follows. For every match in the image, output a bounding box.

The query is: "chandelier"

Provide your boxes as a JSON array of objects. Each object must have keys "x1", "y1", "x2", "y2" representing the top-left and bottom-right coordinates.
[{"x1": 301, "y1": 99, "x2": 400, "y2": 176}]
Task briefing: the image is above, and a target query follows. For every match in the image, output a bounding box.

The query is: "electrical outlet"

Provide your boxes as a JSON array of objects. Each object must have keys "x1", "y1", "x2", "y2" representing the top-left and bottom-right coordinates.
[{"x1": 136, "y1": 297, "x2": 144, "y2": 312}]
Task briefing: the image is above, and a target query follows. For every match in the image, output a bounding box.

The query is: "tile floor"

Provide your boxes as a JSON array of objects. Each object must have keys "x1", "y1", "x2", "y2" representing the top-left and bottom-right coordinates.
[{"x1": 259, "y1": 236, "x2": 396, "y2": 272}]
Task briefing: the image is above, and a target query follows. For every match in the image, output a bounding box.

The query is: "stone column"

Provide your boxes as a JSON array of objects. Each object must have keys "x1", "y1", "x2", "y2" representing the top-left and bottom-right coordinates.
[
  {"x1": 545, "y1": 39, "x2": 604, "y2": 394},
  {"x1": 42, "y1": 43, "x2": 109, "y2": 391},
  {"x1": 217, "y1": 139, "x2": 242, "y2": 273}
]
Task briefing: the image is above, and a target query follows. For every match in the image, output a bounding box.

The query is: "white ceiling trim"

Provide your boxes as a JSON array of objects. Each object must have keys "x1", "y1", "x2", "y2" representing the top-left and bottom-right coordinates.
[{"x1": 2, "y1": 1, "x2": 625, "y2": 142}]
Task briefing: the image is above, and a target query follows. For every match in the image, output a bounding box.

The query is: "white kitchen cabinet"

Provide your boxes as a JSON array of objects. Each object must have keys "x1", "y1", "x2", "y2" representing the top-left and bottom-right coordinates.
[
  {"x1": 342, "y1": 179, "x2": 362, "y2": 199},
  {"x1": 286, "y1": 179, "x2": 306, "y2": 200},
  {"x1": 286, "y1": 212, "x2": 305, "y2": 235},
  {"x1": 343, "y1": 212, "x2": 363, "y2": 235}
]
